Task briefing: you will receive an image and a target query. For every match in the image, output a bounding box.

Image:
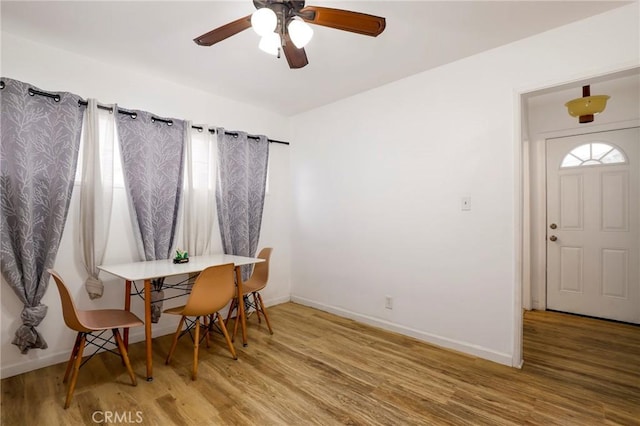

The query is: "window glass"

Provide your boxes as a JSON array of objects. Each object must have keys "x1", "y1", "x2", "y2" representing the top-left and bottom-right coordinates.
[
  {"x1": 601, "y1": 150, "x2": 625, "y2": 164},
  {"x1": 560, "y1": 143, "x2": 626, "y2": 168},
  {"x1": 572, "y1": 144, "x2": 591, "y2": 161},
  {"x1": 591, "y1": 142, "x2": 612, "y2": 160},
  {"x1": 75, "y1": 109, "x2": 124, "y2": 187},
  {"x1": 189, "y1": 129, "x2": 215, "y2": 190},
  {"x1": 561, "y1": 155, "x2": 582, "y2": 168}
]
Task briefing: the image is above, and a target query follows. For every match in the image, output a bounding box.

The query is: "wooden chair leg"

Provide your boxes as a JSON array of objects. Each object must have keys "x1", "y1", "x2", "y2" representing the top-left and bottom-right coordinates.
[
  {"x1": 65, "y1": 333, "x2": 86, "y2": 409},
  {"x1": 257, "y1": 293, "x2": 273, "y2": 335},
  {"x1": 225, "y1": 298, "x2": 237, "y2": 325},
  {"x1": 166, "y1": 316, "x2": 186, "y2": 365},
  {"x1": 215, "y1": 312, "x2": 238, "y2": 360},
  {"x1": 192, "y1": 316, "x2": 200, "y2": 381},
  {"x1": 63, "y1": 332, "x2": 82, "y2": 384},
  {"x1": 113, "y1": 328, "x2": 137, "y2": 386}
]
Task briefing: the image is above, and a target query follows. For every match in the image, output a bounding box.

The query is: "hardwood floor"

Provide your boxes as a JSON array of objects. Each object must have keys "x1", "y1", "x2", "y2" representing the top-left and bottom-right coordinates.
[{"x1": 2, "y1": 303, "x2": 639, "y2": 425}]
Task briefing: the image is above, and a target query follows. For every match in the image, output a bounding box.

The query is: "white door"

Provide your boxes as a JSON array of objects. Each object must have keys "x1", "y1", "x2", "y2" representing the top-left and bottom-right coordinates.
[{"x1": 546, "y1": 127, "x2": 639, "y2": 324}]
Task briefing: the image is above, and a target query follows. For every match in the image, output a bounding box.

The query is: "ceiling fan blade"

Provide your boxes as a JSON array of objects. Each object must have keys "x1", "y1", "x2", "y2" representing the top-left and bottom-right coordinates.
[
  {"x1": 299, "y1": 6, "x2": 386, "y2": 37},
  {"x1": 282, "y1": 34, "x2": 309, "y2": 69},
  {"x1": 194, "y1": 15, "x2": 252, "y2": 46}
]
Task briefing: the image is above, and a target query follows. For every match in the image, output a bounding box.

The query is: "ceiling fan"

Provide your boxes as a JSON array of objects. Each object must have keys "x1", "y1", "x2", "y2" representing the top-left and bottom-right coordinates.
[{"x1": 194, "y1": 0, "x2": 386, "y2": 69}]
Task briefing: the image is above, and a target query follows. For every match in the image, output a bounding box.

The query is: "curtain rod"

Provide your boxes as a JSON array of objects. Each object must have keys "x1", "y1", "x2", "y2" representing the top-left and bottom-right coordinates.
[
  {"x1": 190, "y1": 126, "x2": 289, "y2": 146},
  {"x1": 77, "y1": 99, "x2": 140, "y2": 120},
  {"x1": 28, "y1": 87, "x2": 61, "y2": 102},
  {"x1": 9, "y1": 85, "x2": 290, "y2": 146}
]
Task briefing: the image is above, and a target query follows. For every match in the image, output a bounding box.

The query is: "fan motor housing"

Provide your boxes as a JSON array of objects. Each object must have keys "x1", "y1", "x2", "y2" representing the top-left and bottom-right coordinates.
[{"x1": 253, "y1": 0, "x2": 306, "y2": 11}]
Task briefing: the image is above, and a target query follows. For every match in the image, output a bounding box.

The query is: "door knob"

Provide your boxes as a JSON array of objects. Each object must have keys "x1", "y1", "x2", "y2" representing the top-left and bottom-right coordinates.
[
  {"x1": 549, "y1": 235, "x2": 557, "y2": 242},
  {"x1": 550, "y1": 223, "x2": 557, "y2": 229}
]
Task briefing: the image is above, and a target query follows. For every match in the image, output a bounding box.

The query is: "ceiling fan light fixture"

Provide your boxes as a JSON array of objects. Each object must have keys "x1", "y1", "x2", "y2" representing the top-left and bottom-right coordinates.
[
  {"x1": 259, "y1": 32, "x2": 281, "y2": 56},
  {"x1": 288, "y1": 18, "x2": 314, "y2": 49},
  {"x1": 194, "y1": 2, "x2": 387, "y2": 69},
  {"x1": 251, "y1": 7, "x2": 277, "y2": 36}
]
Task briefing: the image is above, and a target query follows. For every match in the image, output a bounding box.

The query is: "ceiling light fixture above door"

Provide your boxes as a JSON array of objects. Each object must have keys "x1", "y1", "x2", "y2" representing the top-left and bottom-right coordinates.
[{"x1": 565, "y1": 85, "x2": 610, "y2": 124}]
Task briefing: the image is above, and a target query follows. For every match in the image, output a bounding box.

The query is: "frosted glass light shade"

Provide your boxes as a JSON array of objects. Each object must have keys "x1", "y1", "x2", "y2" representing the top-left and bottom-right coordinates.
[
  {"x1": 288, "y1": 18, "x2": 313, "y2": 48},
  {"x1": 259, "y1": 32, "x2": 281, "y2": 56},
  {"x1": 252, "y1": 8, "x2": 277, "y2": 36},
  {"x1": 565, "y1": 95, "x2": 610, "y2": 118}
]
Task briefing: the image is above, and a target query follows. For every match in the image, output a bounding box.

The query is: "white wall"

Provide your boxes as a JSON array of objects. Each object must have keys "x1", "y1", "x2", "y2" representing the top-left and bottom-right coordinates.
[
  {"x1": 289, "y1": 4, "x2": 639, "y2": 366},
  {"x1": 0, "y1": 33, "x2": 293, "y2": 378}
]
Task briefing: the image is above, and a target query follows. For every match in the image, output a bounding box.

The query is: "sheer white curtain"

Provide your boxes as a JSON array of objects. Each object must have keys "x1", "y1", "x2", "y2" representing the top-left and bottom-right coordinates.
[
  {"x1": 79, "y1": 99, "x2": 116, "y2": 299},
  {"x1": 180, "y1": 123, "x2": 222, "y2": 256}
]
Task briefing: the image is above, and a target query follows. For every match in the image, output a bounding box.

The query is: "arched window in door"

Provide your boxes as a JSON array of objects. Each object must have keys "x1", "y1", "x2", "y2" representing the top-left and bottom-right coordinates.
[{"x1": 560, "y1": 142, "x2": 627, "y2": 168}]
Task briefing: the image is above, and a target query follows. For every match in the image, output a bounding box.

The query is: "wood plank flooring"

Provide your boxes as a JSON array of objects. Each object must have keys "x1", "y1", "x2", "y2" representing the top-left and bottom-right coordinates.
[{"x1": 2, "y1": 303, "x2": 639, "y2": 425}]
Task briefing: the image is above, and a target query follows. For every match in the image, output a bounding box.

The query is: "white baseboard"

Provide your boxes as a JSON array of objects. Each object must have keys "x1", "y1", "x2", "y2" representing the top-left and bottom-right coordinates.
[
  {"x1": 264, "y1": 294, "x2": 291, "y2": 307},
  {"x1": 0, "y1": 323, "x2": 178, "y2": 379},
  {"x1": 291, "y1": 296, "x2": 514, "y2": 367},
  {"x1": 1, "y1": 294, "x2": 291, "y2": 379}
]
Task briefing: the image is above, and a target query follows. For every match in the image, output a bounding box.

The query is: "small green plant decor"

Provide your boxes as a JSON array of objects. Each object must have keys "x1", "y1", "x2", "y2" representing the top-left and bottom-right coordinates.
[{"x1": 173, "y1": 249, "x2": 189, "y2": 264}]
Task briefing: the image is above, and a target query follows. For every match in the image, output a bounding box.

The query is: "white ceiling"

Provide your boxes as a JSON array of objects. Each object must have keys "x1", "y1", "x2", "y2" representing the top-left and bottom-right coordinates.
[{"x1": 1, "y1": 1, "x2": 630, "y2": 116}]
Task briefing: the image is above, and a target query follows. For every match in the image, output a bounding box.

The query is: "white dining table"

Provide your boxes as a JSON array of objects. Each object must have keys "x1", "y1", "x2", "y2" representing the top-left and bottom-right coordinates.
[{"x1": 98, "y1": 254, "x2": 264, "y2": 381}]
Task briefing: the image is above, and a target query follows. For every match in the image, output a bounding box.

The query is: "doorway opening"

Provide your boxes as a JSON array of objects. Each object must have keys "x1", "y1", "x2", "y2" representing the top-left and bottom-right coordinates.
[{"x1": 517, "y1": 66, "x2": 640, "y2": 367}]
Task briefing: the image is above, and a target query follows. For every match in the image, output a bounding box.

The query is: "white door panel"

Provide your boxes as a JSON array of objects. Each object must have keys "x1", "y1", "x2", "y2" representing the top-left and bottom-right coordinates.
[
  {"x1": 559, "y1": 174, "x2": 583, "y2": 230},
  {"x1": 559, "y1": 247, "x2": 583, "y2": 293},
  {"x1": 601, "y1": 171, "x2": 628, "y2": 231},
  {"x1": 546, "y1": 127, "x2": 639, "y2": 324}
]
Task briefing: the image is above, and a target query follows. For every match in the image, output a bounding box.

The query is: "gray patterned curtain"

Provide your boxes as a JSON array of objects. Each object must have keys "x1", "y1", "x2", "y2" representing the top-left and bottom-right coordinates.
[
  {"x1": 116, "y1": 111, "x2": 185, "y2": 322},
  {"x1": 216, "y1": 129, "x2": 269, "y2": 280},
  {"x1": 0, "y1": 78, "x2": 83, "y2": 353}
]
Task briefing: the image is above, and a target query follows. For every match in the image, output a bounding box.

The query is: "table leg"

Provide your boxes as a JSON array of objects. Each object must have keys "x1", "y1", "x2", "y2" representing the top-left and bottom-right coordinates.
[
  {"x1": 144, "y1": 279, "x2": 153, "y2": 381},
  {"x1": 234, "y1": 266, "x2": 248, "y2": 347},
  {"x1": 124, "y1": 280, "x2": 132, "y2": 351}
]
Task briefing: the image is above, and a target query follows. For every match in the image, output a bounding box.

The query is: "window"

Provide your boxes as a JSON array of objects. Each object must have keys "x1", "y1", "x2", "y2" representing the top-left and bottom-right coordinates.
[
  {"x1": 186, "y1": 128, "x2": 216, "y2": 190},
  {"x1": 75, "y1": 109, "x2": 124, "y2": 187},
  {"x1": 560, "y1": 142, "x2": 627, "y2": 168}
]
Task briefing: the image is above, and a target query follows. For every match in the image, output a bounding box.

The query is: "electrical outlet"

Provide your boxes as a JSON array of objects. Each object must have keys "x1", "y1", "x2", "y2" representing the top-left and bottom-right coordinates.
[{"x1": 385, "y1": 296, "x2": 393, "y2": 310}]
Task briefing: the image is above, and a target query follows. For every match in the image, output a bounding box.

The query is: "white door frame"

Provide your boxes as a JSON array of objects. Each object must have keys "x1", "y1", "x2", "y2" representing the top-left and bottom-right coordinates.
[{"x1": 513, "y1": 65, "x2": 639, "y2": 369}]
